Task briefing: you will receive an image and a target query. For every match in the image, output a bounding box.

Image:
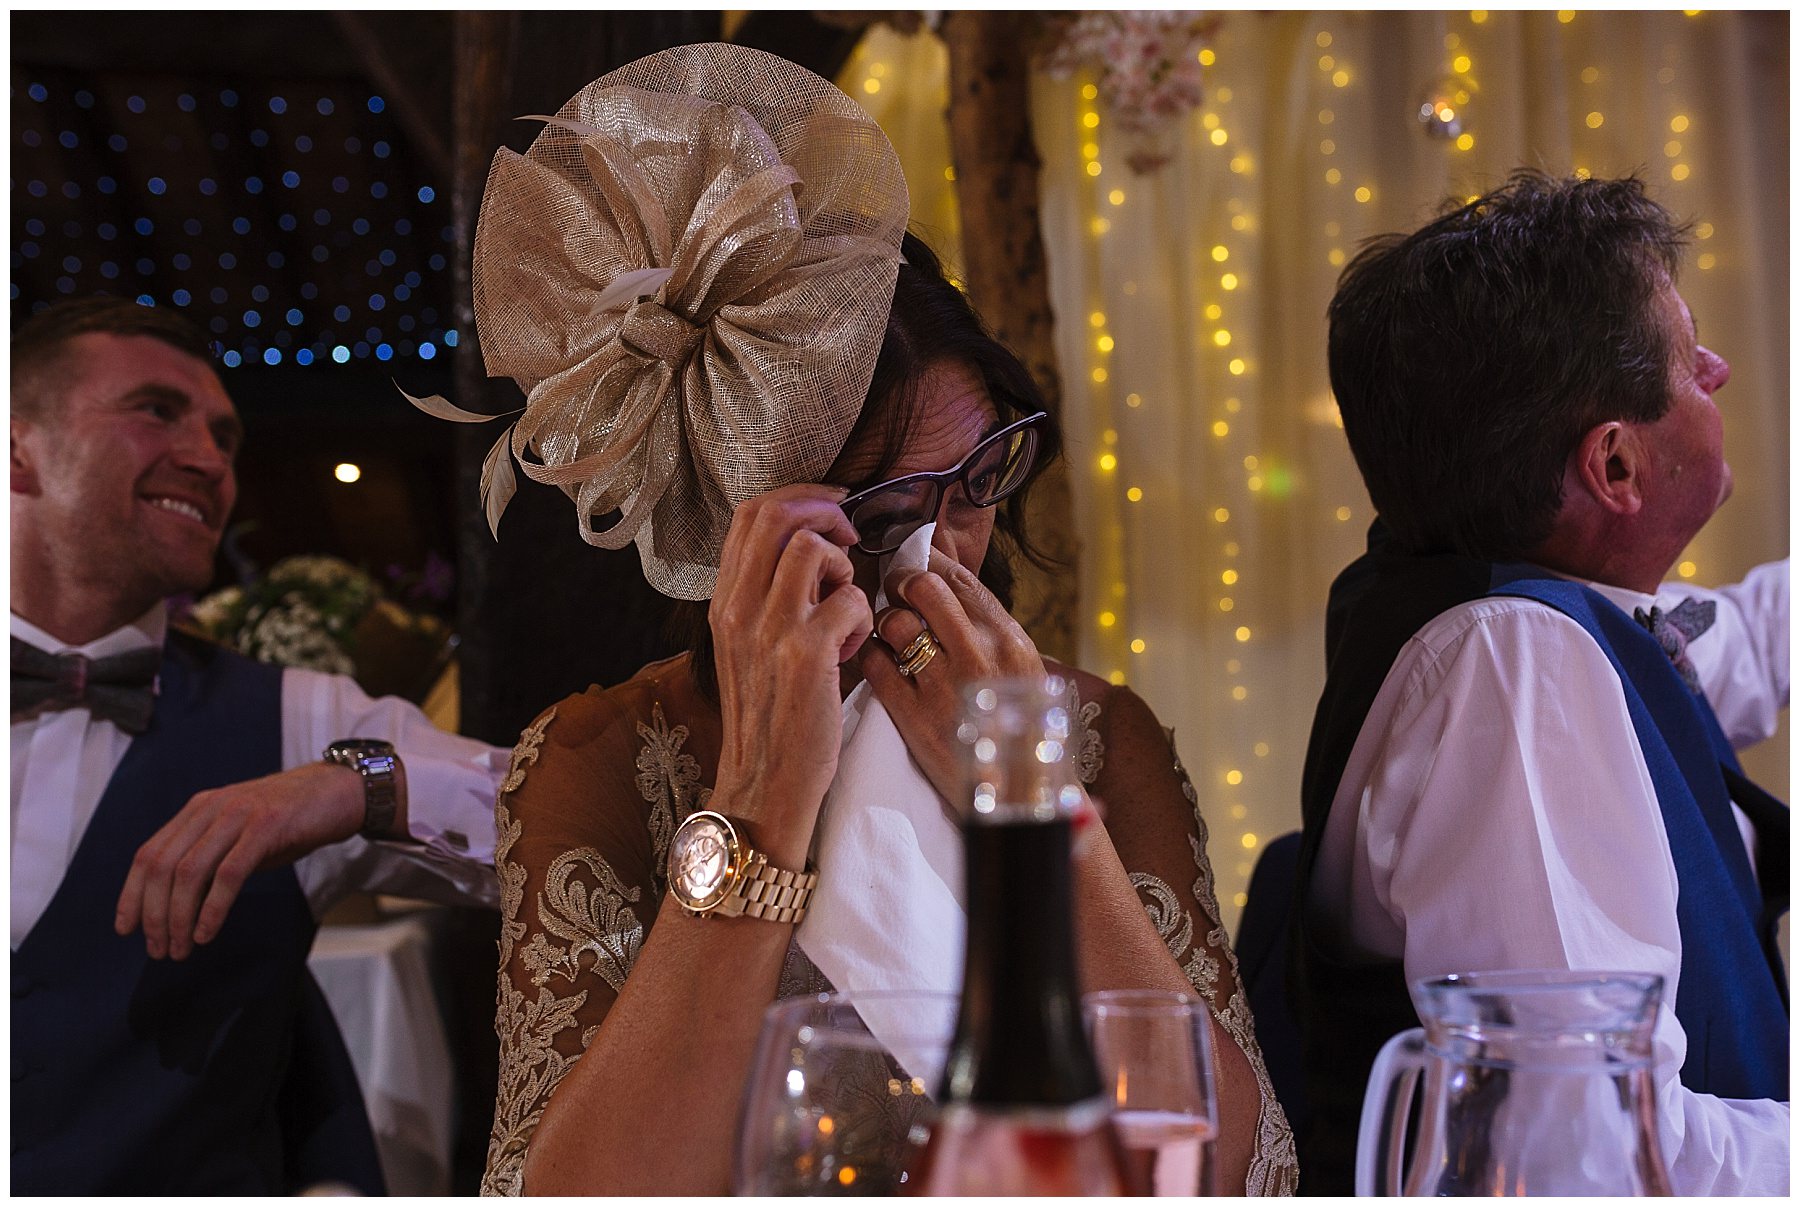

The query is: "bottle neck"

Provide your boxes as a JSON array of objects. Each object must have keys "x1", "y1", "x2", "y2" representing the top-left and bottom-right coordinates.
[{"x1": 942, "y1": 815, "x2": 1102, "y2": 1107}]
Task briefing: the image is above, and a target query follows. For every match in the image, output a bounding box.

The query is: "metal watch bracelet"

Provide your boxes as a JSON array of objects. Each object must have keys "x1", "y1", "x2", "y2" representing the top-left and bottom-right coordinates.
[{"x1": 322, "y1": 739, "x2": 400, "y2": 838}]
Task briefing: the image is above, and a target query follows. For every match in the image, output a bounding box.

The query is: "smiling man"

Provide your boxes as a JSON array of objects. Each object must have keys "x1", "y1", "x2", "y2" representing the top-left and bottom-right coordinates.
[
  {"x1": 1293, "y1": 172, "x2": 1788, "y2": 1195},
  {"x1": 10, "y1": 297, "x2": 508, "y2": 1194}
]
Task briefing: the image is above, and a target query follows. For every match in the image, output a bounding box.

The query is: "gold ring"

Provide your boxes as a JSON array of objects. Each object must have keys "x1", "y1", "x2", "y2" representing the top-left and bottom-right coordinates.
[{"x1": 896, "y1": 629, "x2": 940, "y2": 677}]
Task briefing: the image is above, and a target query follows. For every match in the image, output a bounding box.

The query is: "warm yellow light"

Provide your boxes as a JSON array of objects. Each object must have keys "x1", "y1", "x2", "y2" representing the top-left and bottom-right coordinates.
[
  {"x1": 1221, "y1": 273, "x2": 1239, "y2": 291},
  {"x1": 1254, "y1": 741, "x2": 1270, "y2": 756},
  {"x1": 1126, "y1": 392, "x2": 1143, "y2": 407},
  {"x1": 1211, "y1": 245, "x2": 1230, "y2": 262},
  {"x1": 1216, "y1": 87, "x2": 1233, "y2": 103},
  {"x1": 1082, "y1": 83, "x2": 1098, "y2": 101},
  {"x1": 1320, "y1": 138, "x2": 1336, "y2": 155},
  {"x1": 1580, "y1": 66, "x2": 1600, "y2": 84},
  {"x1": 1099, "y1": 610, "x2": 1117, "y2": 628},
  {"x1": 838, "y1": 1167, "x2": 857, "y2": 1187},
  {"x1": 1684, "y1": 8, "x2": 1701, "y2": 14},
  {"x1": 1210, "y1": 129, "x2": 1228, "y2": 146},
  {"x1": 819, "y1": 1115, "x2": 837, "y2": 1135},
  {"x1": 1243, "y1": 455, "x2": 1259, "y2": 470},
  {"x1": 1091, "y1": 366, "x2": 1109, "y2": 383},
  {"x1": 1235, "y1": 626, "x2": 1252, "y2": 642},
  {"x1": 1098, "y1": 452, "x2": 1117, "y2": 472},
  {"x1": 1671, "y1": 114, "x2": 1690, "y2": 133},
  {"x1": 1097, "y1": 334, "x2": 1115, "y2": 353},
  {"x1": 943, "y1": 165, "x2": 956, "y2": 182},
  {"x1": 1203, "y1": 113, "x2": 1221, "y2": 131},
  {"x1": 1213, "y1": 507, "x2": 1230, "y2": 522},
  {"x1": 1082, "y1": 111, "x2": 1101, "y2": 130},
  {"x1": 1130, "y1": 638, "x2": 1147, "y2": 654},
  {"x1": 1319, "y1": 108, "x2": 1334, "y2": 125},
  {"x1": 1229, "y1": 155, "x2": 1253, "y2": 176},
  {"x1": 1241, "y1": 832, "x2": 1258, "y2": 849},
  {"x1": 1471, "y1": 10, "x2": 1488, "y2": 23},
  {"x1": 1108, "y1": 669, "x2": 1126, "y2": 685},
  {"x1": 1226, "y1": 769, "x2": 1243, "y2": 786},
  {"x1": 1125, "y1": 486, "x2": 1142, "y2": 503},
  {"x1": 1574, "y1": 166, "x2": 1591, "y2": 179},
  {"x1": 1696, "y1": 222, "x2": 1714, "y2": 238},
  {"x1": 863, "y1": 78, "x2": 880, "y2": 95},
  {"x1": 1678, "y1": 560, "x2": 1698, "y2": 578},
  {"x1": 1354, "y1": 186, "x2": 1372, "y2": 203},
  {"x1": 1557, "y1": 10, "x2": 1576, "y2": 23},
  {"x1": 1336, "y1": 505, "x2": 1353, "y2": 521},
  {"x1": 1089, "y1": 310, "x2": 1106, "y2": 328},
  {"x1": 1230, "y1": 214, "x2": 1251, "y2": 232},
  {"x1": 1221, "y1": 569, "x2": 1239, "y2": 585},
  {"x1": 1453, "y1": 54, "x2": 1472, "y2": 74},
  {"x1": 1201, "y1": 304, "x2": 1221, "y2": 321},
  {"x1": 1228, "y1": 358, "x2": 1246, "y2": 376},
  {"x1": 1090, "y1": 217, "x2": 1111, "y2": 236},
  {"x1": 1671, "y1": 164, "x2": 1690, "y2": 182},
  {"x1": 1108, "y1": 188, "x2": 1125, "y2": 206},
  {"x1": 1586, "y1": 112, "x2": 1604, "y2": 129},
  {"x1": 1083, "y1": 142, "x2": 1100, "y2": 160},
  {"x1": 1199, "y1": 48, "x2": 1217, "y2": 66},
  {"x1": 1211, "y1": 421, "x2": 1230, "y2": 439},
  {"x1": 1456, "y1": 132, "x2": 1475, "y2": 151},
  {"x1": 1233, "y1": 891, "x2": 1249, "y2": 908},
  {"x1": 1218, "y1": 597, "x2": 1234, "y2": 612},
  {"x1": 1663, "y1": 140, "x2": 1683, "y2": 158},
  {"x1": 1231, "y1": 685, "x2": 1248, "y2": 701},
  {"x1": 1224, "y1": 397, "x2": 1241, "y2": 413},
  {"x1": 1319, "y1": 54, "x2": 1335, "y2": 71},
  {"x1": 1085, "y1": 161, "x2": 1103, "y2": 177},
  {"x1": 334, "y1": 462, "x2": 362, "y2": 484},
  {"x1": 1316, "y1": 31, "x2": 1333, "y2": 48},
  {"x1": 1325, "y1": 167, "x2": 1342, "y2": 185},
  {"x1": 1697, "y1": 252, "x2": 1716, "y2": 270},
  {"x1": 1332, "y1": 70, "x2": 1350, "y2": 88},
  {"x1": 1247, "y1": 474, "x2": 1264, "y2": 491},
  {"x1": 1103, "y1": 428, "x2": 1118, "y2": 445},
  {"x1": 1213, "y1": 330, "x2": 1232, "y2": 347},
  {"x1": 1328, "y1": 248, "x2": 1346, "y2": 267}
]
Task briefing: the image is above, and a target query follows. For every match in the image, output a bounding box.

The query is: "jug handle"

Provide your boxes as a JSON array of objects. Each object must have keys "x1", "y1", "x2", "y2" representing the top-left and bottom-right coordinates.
[{"x1": 1356, "y1": 1027, "x2": 1427, "y2": 1197}]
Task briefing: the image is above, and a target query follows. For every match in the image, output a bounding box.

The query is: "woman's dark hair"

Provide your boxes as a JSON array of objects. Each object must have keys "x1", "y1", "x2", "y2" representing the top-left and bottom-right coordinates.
[
  {"x1": 1326, "y1": 170, "x2": 1687, "y2": 559},
  {"x1": 671, "y1": 231, "x2": 1063, "y2": 699}
]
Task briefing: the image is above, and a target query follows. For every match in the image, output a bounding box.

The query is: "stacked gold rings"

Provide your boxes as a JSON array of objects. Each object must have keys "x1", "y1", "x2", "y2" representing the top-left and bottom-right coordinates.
[{"x1": 895, "y1": 628, "x2": 940, "y2": 677}]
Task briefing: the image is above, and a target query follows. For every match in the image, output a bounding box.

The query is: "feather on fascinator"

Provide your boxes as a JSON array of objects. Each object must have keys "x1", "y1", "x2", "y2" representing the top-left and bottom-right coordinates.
[{"x1": 407, "y1": 42, "x2": 909, "y2": 600}]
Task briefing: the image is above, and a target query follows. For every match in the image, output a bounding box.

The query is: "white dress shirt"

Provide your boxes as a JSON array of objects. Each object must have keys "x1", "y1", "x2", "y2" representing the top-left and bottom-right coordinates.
[
  {"x1": 11, "y1": 605, "x2": 508, "y2": 950},
  {"x1": 1312, "y1": 559, "x2": 1790, "y2": 1196}
]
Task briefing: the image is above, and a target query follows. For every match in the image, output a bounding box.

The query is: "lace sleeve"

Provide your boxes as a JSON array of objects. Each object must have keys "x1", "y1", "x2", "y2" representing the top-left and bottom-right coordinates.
[
  {"x1": 481, "y1": 691, "x2": 683, "y2": 1196},
  {"x1": 1075, "y1": 678, "x2": 1299, "y2": 1196}
]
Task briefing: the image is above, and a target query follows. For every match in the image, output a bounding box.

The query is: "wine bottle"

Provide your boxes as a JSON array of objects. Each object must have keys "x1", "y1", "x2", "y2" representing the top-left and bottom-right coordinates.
[{"x1": 904, "y1": 676, "x2": 1140, "y2": 1196}]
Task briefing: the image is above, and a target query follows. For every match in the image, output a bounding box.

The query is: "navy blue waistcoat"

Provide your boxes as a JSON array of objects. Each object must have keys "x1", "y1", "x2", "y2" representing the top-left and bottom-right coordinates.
[
  {"x1": 11, "y1": 632, "x2": 319, "y2": 1195},
  {"x1": 1492, "y1": 576, "x2": 1788, "y2": 1101}
]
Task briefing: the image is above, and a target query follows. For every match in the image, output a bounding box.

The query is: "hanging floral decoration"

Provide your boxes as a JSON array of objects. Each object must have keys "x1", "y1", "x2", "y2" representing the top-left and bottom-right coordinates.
[{"x1": 1038, "y1": 11, "x2": 1221, "y2": 174}]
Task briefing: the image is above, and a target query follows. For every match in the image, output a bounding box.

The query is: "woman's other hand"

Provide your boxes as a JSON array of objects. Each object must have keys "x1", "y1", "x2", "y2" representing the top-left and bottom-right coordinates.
[
  {"x1": 710, "y1": 485, "x2": 873, "y2": 864},
  {"x1": 857, "y1": 547, "x2": 1046, "y2": 805}
]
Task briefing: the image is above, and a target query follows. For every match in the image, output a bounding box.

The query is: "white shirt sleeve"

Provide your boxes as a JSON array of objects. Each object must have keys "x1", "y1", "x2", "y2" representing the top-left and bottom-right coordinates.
[
  {"x1": 281, "y1": 667, "x2": 509, "y2": 913},
  {"x1": 1340, "y1": 598, "x2": 1788, "y2": 1196},
  {"x1": 1658, "y1": 559, "x2": 1789, "y2": 750}
]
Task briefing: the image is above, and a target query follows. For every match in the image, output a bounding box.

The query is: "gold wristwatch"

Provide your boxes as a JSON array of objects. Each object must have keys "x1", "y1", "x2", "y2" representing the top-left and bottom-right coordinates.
[{"x1": 667, "y1": 810, "x2": 817, "y2": 924}]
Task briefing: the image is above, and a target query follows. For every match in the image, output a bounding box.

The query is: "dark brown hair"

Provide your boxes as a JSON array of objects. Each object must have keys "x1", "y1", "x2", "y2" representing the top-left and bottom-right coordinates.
[
  {"x1": 12, "y1": 296, "x2": 216, "y2": 421},
  {"x1": 672, "y1": 232, "x2": 1063, "y2": 699},
  {"x1": 1327, "y1": 170, "x2": 1688, "y2": 559}
]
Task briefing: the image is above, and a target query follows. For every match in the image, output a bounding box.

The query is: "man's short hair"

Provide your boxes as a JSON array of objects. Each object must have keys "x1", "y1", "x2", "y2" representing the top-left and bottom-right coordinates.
[
  {"x1": 12, "y1": 297, "x2": 216, "y2": 422},
  {"x1": 1327, "y1": 170, "x2": 1688, "y2": 560}
]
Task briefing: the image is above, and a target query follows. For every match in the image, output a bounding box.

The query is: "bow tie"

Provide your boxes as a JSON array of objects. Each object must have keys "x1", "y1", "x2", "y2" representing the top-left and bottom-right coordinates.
[
  {"x1": 10, "y1": 637, "x2": 161, "y2": 735},
  {"x1": 1633, "y1": 599, "x2": 1716, "y2": 696}
]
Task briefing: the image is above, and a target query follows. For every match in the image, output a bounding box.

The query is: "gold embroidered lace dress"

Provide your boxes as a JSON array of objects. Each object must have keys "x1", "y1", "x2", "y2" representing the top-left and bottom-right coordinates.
[{"x1": 483, "y1": 654, "x2": 1297, "y2": 1195}]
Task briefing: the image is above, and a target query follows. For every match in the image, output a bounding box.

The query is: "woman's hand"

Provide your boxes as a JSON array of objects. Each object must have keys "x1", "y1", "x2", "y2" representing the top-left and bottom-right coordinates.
[
  {"x1": 710, "y1": 485, "x2": 874, "y2": 864},
  {"x1": 855, "y1": 548, "x2": 1046, "y2": 806}
]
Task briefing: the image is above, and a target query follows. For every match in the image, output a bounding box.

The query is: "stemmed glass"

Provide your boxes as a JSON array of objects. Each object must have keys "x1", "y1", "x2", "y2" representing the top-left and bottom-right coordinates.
[
  {"x1": 733, "y1": 991, "x2": 957, "y2": 1196},
  {"x1": 1084, "y1": 989, "x2": 1222, "y2": 1196}
]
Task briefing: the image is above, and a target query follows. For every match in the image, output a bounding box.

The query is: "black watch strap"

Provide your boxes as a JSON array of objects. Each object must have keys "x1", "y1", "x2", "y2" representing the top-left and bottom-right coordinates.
[{"x1": 322, "y1": 739, "x2": 400, "y2": 838}]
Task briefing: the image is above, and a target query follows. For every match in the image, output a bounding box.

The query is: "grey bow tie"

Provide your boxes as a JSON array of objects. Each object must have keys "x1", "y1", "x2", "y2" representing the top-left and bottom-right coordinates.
[
  {"x1": 1633, "y1": 599, "x2": 1716, "y2": 696},
  {"x1": 10, "y1": 637, "x2": 161, "y2": 735}
]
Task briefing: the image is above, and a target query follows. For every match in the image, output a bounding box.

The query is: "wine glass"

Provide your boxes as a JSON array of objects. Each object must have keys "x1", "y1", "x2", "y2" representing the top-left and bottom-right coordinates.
[
  {"x1": 1084, "y1": 989, "x2": 1222, "y2": 1196},
  {"x1": 733, "y1": 991, "x2": 958, "y2": 1195}
]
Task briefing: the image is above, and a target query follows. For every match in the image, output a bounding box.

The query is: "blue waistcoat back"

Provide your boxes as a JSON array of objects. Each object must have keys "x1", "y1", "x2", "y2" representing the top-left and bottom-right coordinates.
[
  {"x1": 1491, "y1": 576, "x2": 1788, "y2": 1102},
  {"x1": 11, "y1": 632, "x2": 319, "y2": 1195}
]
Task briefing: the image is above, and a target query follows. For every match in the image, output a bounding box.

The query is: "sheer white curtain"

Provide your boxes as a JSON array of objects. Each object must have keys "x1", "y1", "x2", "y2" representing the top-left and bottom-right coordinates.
[{"x1": 848, "y1": 11, "x2": 1788, "y2": 931}]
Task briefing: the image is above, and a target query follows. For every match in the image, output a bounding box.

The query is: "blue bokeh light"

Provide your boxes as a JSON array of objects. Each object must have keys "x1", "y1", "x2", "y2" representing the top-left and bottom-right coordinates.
[
  {"x1": 222, "y1": 350, "x2": 243, "y2": 368},
  {"x1": 333, "y1": 345, "x2": 351, "y2": 364},
  {"x1": 264, "y1": 348, "x2": 282, "y2": 365}
]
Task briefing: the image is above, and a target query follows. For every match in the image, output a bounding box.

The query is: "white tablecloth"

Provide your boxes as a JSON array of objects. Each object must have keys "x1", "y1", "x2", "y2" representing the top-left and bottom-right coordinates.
[{"x1": 308, "y1": 912, "x2": 454, "y2": 1196}]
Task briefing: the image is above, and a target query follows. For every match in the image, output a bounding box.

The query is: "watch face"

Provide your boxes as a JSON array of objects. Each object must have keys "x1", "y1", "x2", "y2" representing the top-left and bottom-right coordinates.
[{"x1": 669, "y1": 812, "x2": 737, "y2": 911}]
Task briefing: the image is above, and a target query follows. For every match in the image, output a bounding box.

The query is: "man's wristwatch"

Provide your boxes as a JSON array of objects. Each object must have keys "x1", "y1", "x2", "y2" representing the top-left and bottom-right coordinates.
[
  {"x1": 667, "y1": 810, "x2": 817, "y2": 924},
  {"x1": 322, "y1": 739, "x2": 401, "y2": 838}
]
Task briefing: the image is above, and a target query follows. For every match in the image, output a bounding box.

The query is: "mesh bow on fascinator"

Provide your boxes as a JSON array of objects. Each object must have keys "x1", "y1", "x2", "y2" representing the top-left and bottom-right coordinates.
[{"x1": 406, "y1": 42, "x2": 910, "y2": 599}]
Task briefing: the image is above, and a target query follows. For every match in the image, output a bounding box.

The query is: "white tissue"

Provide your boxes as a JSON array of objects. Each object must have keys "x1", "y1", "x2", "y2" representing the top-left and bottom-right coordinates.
[{"x1": 796, "y1": 522, "x2": 966, "y2": 1088}]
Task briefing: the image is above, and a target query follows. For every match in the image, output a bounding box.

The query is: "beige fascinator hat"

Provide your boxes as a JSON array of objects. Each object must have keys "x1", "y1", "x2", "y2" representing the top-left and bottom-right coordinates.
[{"x1": 411, "y1": 42, "x2": 909, "y2": 600}]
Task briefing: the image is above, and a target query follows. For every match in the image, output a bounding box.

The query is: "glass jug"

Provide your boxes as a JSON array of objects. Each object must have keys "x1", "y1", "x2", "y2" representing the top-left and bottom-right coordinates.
[{"x1": 1356, "y1": 970, "x2": 1673, "y2": 1196}]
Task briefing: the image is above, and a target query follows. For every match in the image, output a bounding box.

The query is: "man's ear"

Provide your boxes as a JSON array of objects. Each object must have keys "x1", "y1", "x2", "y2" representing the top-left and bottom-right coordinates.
[
  {"x1": 12, "y1": 416, "x2": 40, "y2": 495},
  {"x1": 1568, "y1": 421, "x2": 1643, "y2": 518}
]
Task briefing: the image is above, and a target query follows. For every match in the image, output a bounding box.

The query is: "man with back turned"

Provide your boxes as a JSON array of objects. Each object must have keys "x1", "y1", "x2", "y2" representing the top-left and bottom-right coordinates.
[{"x1": 1294, "y1": 171, "x2": 1787, "y2": 1194}]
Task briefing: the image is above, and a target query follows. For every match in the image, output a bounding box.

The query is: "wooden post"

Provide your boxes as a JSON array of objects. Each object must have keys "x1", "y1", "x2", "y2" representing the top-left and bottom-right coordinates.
[{"x1": 941, "y1": 11, "x2": 1079, "y2": 662}]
